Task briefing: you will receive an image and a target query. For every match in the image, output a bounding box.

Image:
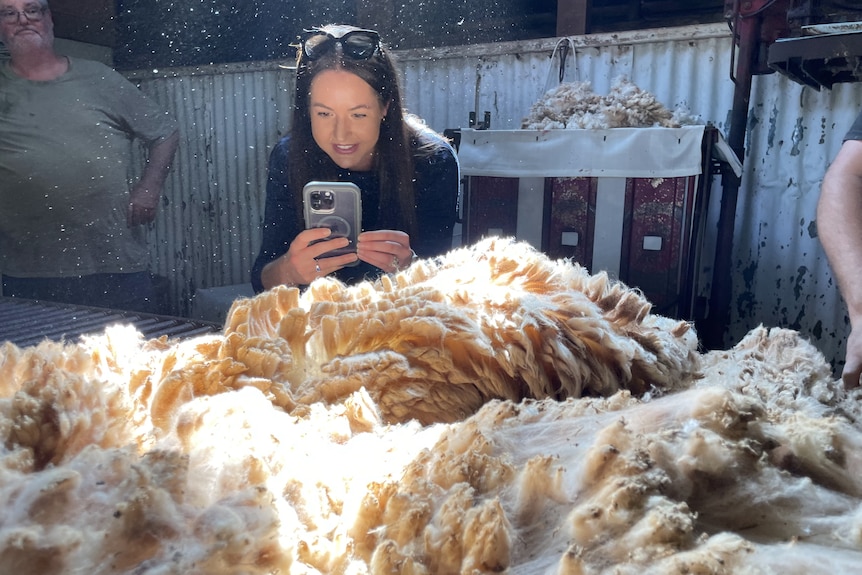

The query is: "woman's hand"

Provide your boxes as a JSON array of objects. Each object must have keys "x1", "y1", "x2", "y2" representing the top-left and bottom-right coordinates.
[
  {"x1": 357, "y1": 230, "x2": 414, "y2": 273},
  {"x1": 260, "y1": 228, "x2": 358, "y2": 288}
]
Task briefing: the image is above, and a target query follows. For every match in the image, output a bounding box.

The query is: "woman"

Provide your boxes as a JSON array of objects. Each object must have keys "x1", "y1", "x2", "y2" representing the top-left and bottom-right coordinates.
[{"x1": 250, "y1": 24, "x2": 460, "y2": 292}]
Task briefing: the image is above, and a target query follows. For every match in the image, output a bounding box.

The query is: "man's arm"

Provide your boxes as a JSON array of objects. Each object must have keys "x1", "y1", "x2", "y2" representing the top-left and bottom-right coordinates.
[
  {"x1": 817, "y1": 138, "x2": 862, "y2": 388},
  {"x1": 127, "y1": 129, "x2": 180, "y2": 227}
]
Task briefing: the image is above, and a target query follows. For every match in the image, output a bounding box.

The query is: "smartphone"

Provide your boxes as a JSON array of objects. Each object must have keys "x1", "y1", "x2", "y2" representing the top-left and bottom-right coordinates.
[{"x1": 302, "y1": 181, "x2": 362, "y2": 263}]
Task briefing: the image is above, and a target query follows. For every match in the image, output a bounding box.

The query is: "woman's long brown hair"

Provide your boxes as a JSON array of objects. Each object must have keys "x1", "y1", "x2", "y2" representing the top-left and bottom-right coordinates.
[{"x1": 288, "y1": 25, "x2": 434, "y2": 240}]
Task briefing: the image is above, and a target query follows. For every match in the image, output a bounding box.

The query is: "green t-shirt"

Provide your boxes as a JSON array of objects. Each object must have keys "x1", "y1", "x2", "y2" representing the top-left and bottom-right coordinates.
[{"x1": 0, "y1": 57, "x2": 178, "y2": 277}]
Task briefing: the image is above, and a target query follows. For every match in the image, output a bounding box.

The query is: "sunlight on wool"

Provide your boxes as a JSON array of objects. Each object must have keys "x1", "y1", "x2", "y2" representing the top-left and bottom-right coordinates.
[{"x1": 4, "y1": 239, "x2": 862, "y2": 574}]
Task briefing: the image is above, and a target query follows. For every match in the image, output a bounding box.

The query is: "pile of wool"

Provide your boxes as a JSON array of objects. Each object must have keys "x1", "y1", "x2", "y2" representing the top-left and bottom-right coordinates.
[
  {"x1": 219, "y1": 237, "x2": 700, "y2": 425},
  {"x1": 1, "y1": 237, "x2": 861, "y2": 574},
  {"x1": 522, "y1": 76, "x2": 699, "y2": 130}
]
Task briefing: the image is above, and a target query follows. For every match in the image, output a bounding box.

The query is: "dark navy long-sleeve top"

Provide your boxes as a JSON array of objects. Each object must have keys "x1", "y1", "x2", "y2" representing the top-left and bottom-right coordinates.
[{"x1": 250, "y1": 134, "x2": 460, "y2": 292}]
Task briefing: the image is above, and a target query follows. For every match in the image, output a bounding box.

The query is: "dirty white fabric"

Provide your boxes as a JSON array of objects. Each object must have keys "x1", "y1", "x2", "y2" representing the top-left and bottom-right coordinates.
[{"x1": 458, "y1": 125, "x2": 707, "y2": 178}]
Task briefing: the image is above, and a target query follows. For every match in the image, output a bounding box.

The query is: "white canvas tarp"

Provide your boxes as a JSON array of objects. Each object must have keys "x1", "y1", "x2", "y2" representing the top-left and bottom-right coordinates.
[{"x1": 458, "y1": 125, "x2": 709, "y2": 178}]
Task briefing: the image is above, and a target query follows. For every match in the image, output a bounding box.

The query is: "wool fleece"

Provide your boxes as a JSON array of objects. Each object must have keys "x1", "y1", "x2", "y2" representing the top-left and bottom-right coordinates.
[{"x1": 1, "y1": 238, "x2": 860, "y2": 574}]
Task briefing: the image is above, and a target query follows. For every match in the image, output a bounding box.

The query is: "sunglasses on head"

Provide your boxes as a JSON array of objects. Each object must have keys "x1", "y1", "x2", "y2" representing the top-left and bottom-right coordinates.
[{"x1": 301, "y1": 28, "x2": 381, "y2": 61}]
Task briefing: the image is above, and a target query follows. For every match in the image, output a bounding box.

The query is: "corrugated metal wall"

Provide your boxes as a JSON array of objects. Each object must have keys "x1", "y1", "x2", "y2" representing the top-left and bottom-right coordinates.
[
  {"x1": 129, "y1": 22, "x2": 862, "y2": 373},
  {"x1": 131, "y1": 62, "x2": 295, "y2": 315},
  {"x1": 733, "y1": 72, "x2": 862, "y2": 368},
  {"x1": 397, "y1": 25, "x2": 735, "y2": 133}
]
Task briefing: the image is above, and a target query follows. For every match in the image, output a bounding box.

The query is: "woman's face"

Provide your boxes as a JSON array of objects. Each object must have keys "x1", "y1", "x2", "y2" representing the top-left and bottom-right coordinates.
[{"x1": 309, "y1": 69, "x2": 388, "y2": 172}]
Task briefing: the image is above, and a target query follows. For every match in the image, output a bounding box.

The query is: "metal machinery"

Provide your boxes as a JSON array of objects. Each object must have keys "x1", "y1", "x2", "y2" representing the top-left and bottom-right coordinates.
[
  {"x1": 769, "y1": 1, "x2": 862, "y2": 89},
  {"x1": 702, "y1": 0, "x2": 862, "y2": 349}
]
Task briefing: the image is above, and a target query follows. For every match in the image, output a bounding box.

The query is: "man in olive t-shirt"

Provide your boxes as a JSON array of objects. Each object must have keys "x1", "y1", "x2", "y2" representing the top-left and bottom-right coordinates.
[{"x1": 0, "y1": 0, "x2": 179, "y2": 312}]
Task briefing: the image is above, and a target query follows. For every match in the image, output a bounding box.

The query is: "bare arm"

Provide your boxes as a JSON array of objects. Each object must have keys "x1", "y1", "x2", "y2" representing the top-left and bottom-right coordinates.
[
  {"x1": 817, "y1": 139, "x2": 862, "y2": 388},
  {"x1": 127, "y1": 129, "x2": 180, "y2": 226}
]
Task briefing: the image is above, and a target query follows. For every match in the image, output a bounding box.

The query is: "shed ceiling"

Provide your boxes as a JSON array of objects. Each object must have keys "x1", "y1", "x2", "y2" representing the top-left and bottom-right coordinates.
[{"x1": 50, "y1": 0, "x2": 116, "y2": 47}]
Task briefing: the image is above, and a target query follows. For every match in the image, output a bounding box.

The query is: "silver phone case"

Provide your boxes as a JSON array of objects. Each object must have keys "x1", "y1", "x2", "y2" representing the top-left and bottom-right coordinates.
[{"x1": 302, "y1": 181, "x2": 362, "y2": 262}]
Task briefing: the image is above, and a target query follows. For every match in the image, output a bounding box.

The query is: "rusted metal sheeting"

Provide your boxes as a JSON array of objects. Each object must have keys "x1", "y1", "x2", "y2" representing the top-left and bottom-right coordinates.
[{"x1": 729, "y1": 75, "x2": 862, "y2": 367}]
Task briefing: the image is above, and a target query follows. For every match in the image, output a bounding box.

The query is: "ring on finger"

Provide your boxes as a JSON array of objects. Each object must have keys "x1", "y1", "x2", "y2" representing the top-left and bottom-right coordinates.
[{"x1": 315, "y1": 262, "x2": 321, "y2": 274}]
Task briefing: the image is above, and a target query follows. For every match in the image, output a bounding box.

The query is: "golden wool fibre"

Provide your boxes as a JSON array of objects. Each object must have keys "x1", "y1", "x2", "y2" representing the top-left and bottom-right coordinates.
[
  {"x1": 218, "y1": 237, "x2": 701, "y2": 426},
  {"x1": 1, "y1": 238, "x2": 861, "y2": 574}
]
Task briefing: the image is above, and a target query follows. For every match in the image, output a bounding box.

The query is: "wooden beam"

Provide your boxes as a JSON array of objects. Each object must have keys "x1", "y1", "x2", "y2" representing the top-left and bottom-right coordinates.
[{"x1": 557, "y1": 0, "x2": 591, "y2": 36}]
